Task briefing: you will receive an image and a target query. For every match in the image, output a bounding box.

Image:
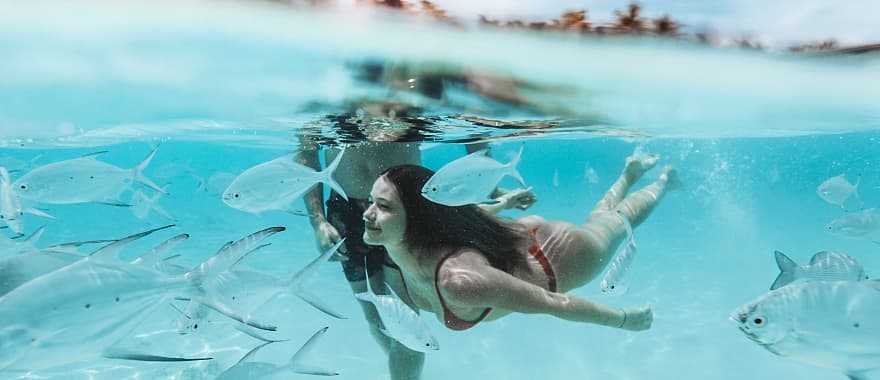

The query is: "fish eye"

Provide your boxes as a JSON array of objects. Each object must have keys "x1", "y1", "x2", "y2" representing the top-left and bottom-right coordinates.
[
  {"x1": 432, "y1": 187, "x2": 437, "y2": 192},
  {"x1": 19, "y1": 185, "x2": 26, "y2": 190},
  {"x1": 233, "y1": 193, "x2": 240, "y2": 198},
  {"x1": 750, "y1": 316, "x2": 766, "y2": 327}
]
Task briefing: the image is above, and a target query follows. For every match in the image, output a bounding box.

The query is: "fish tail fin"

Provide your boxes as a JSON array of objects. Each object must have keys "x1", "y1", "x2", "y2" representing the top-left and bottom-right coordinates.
[
  {"x1": 183, "y1": 227, "x2": 286, "y2": 331},
  {"x1": 289, "y1": 326, "x2": 338, "y2": 376},
  {"x1": 289, "y1": 240, "x2": 348, "y2": 319},
  {"x1": 506, "y1": 145, "x2": 527, "y2": 187},
  {"x1": 23, "y1": 225, "x2": 46, "y2": 244},
  {"x1": 132, "y1": 189, "x2": 174, "y2": 221},
  {"x1": 320, "y1": 149, "x2": 348, "y2": 200},
  {"x1": 131, "y1": 146, "x2": 167, "y2": 194},
  {"x1": 0, "y1": 166, "x2": 9, "y2": 184},
  {"x1": 770, "y1": 250, "x2": 798, "y2": 290}
]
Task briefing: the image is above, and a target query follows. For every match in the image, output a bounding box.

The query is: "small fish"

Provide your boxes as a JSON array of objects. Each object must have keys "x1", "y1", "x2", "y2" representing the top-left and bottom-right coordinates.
[
  {"x1": 12, "y1": 148, "x2": 165, "y2": 205},
  {"x1": 584, "y1": 165, "x2": 599, "y2": 184},
  {"x1": 817, "y1": 174, "x2": 860, "y2": 209},
  {"x1": 731, "y1": 280, "x2": 880, "y2": 380},
  {"x1": 215, "y1": 326, "x2": 338, "y2": 379},
  {"x1": 131, "y1": 190, "x2": 174, "y2": 221},
  {"x1": 355, "y1": 277, "x2": 439, "y2": 353},
  {"x1": 600, "y1": 210, "x2": 636, "y2": 296},
  {"x1": 826, "y1": 208, "x2": 880, "y2": 244},
  {"x1": 552, "y1": 169, "x2": 560, "y2": 188},
  {"x1": 421, "y1": 146, "x2": 525, "y2": 206},
  {"x1": 0, "y1": 226, "x2": 44, "y2": 258},
  {"x1": 197, "y1": 171, "x2": 237, "y2": 196},
  {"x1": 223, "y1": 150, "x2": 347, "y2": 214},
  {"x1": 771, "y1": 250, "x2": 869, "y2": 290},
  {"x1": 0, "y1": 167, "x2": 54, "y2": 235}
]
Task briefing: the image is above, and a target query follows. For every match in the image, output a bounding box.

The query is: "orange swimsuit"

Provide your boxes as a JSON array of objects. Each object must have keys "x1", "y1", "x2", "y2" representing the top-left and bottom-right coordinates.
[{"x1": 435, "y1": 228, "x2": 557, "y2": 331}]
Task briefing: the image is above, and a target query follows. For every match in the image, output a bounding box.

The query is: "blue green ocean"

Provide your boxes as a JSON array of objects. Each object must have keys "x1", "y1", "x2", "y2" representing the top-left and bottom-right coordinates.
[{"x1": 1, "y1": 2, "x2": 879, "y2": 379}]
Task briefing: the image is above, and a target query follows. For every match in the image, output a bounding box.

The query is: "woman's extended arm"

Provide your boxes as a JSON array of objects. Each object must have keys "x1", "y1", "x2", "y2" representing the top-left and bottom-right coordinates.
[
  {"x1": 439, "y1": 259, "x2": 651, "y2": 331},
  {"x1": 478, "y1": 188, "x2": 538, "y2": 215}
]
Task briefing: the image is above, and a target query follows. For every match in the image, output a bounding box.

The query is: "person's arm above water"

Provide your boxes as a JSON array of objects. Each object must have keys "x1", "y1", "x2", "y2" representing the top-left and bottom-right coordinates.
[
  {"x1": 437, "y1": 251, "x2": 652, "y2": 331},
  {"x1": 295, "y1": 134, "x2": 341, "y2": 252}
]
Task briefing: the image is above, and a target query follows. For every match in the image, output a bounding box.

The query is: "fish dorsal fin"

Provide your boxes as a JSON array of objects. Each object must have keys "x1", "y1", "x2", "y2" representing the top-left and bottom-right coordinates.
[
  {"x1": 809, "y1": 251, "x2": 836, "y2": 265},
  {"x1": 80, "y1": 151, "x2": 109, "y2": 159},
  {"x1": 290, "y1": 239, "x2": 345, "y2": 286},
  {"x1": 775, "y1": 251, "x2": 798, "y2": 269},
  {"x1": 133, "y1": 233, "x2": 189, "y2": 268},
  {"x1": 0, "y1": 167, "x2": 10, "y2": 184},
  {"x1": 770, "y1": 250, "x2": 799, "y2": 290},
  {"x1": 290, "y1": 326, "x2": 336, "y2": 376},
  {"x1": 231, "y1": 243, "x2": 272, "y2": 268},
  {"x1": 89, "y1": 224, "x2": 175, "y2": 261},
  {"x1": 189, "y1": 227, "x2": 285, "y2": 286}
]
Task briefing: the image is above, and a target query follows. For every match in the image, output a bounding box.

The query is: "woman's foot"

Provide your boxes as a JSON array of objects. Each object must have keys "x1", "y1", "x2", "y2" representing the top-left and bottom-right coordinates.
[
  {"x1": 624, "y1": 151, "x2": 660, "y2": 181},
  {"x1": 659, "y1": 165, "x2": 682, "y2": 191}
]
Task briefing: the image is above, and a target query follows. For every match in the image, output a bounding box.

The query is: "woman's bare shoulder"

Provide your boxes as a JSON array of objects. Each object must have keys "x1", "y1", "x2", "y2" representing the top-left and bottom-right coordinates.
[{"x1": 516, "y1": 215, "x2": 547, "y2": 228}]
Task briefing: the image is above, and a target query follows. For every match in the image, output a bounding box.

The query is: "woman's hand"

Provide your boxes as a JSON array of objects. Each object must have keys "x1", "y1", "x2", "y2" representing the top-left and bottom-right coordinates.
[
  {"x1": 315, "y1": 221, "x2": 344, "y2": 257},
  {"x1": 497, "y1": 187, "x2": 538, "y2": 210},
  {"x1": 618, "y1": 305, "x2": 653, "y2": 331}
]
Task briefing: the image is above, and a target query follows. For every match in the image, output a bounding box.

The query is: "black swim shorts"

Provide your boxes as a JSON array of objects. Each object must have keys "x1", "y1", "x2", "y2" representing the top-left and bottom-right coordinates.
[{"x1": 325, "y1": 191, "x2": 399, "y2": 282}]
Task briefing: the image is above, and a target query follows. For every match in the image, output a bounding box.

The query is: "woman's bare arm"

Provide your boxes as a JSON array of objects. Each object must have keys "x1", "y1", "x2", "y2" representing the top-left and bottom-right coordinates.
[{"x1": 439, "y1": 258, "x2": 651, "y2": 331}]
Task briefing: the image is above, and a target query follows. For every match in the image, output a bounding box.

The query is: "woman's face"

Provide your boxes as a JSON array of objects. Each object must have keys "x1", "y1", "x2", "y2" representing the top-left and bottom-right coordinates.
[{"x1": 363, "y1": 176, "x2": 407, "y2": 246}]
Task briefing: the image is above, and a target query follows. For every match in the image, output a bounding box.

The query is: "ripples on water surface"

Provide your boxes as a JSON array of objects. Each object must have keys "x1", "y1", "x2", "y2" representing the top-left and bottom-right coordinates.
[{"x1": 1, "y1": 1, "x2": 879, "y2": 379}]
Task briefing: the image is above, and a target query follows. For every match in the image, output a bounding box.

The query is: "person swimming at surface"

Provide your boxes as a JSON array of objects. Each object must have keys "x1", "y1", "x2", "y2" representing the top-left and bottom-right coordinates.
[{"x1": 361, "y1": 152, "x2": 679, "y2": 332}]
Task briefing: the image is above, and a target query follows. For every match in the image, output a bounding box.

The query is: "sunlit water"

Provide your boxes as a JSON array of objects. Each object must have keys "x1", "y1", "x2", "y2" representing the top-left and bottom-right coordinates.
[{"x1": 1, "y1": 2, "x2": 879, "y2": 380}]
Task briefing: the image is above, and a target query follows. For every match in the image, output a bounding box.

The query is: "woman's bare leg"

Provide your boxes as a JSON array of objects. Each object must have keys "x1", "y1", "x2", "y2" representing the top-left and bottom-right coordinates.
[
  {"x1": 567, "y1": 165, "x2": 679, "y2": 288},
  {"x1": 587, "y1": 153, "x2": 660, "y2": 222}
]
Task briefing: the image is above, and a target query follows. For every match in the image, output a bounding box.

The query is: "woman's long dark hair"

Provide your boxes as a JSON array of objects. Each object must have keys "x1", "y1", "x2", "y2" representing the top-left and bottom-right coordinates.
[{"x1": 381, "y1": 165, "x2": 529, "y2": 273}]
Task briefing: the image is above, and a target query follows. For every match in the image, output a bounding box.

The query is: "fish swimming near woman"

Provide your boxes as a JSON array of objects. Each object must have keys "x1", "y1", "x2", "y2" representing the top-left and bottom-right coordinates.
[
  {"x1": 215, "y1": 326, "x2": 338, "y2": 379},
  {"x1": 223, "y1": 150, "x2": 347, "y2": 214},
  {"x1": 770, "y1": 250, "x2": 869, "y2": 290},
  {"x1": 825, "y1": 208, "x2": 880, "y2": 244},
  {"x1": 0, "y1": 225, "x2": 284, "y2": 372},
  {"x1": 0, "y1": 167, "x2": 54, "y2": 235},
  {"x1": 174, "y1": 240, "x2": 347, "y2": 335},
  {"x1": 732, "y1": 280, "x2": 880, "y2": 380},
  {"x1": 355, "y1": 276, "x2": 439, "y2": 353},
  {"x1": 421, "y1": 146, "x2": 525, "y2": 206},
  {"x1": 817, "y1": 174, "x2": 861, "y2": 209},
  {"x1": 600, "y1": 210, "x2": 637, "y2": 296},
  {"x1": 12, "y1": 148, "x2": 165, "y2": 206}
]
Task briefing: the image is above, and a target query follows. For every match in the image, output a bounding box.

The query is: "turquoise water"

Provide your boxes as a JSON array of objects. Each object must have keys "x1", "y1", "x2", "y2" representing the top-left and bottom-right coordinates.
[{"x1": 2, "y1": 2, "x2": 880, "y2": 380}]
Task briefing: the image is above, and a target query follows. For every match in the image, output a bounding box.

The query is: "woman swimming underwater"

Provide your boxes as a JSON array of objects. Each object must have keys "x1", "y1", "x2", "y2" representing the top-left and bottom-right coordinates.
[{"x1": 361, "y1": 152, "x2": 679, "y2": 332}]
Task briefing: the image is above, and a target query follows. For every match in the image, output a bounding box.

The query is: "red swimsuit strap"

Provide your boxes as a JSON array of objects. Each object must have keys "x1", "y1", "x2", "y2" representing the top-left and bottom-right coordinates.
[
  {"x1": 434, "y1": 252, "x2": 492, "y2": 331},
  {"x1": 528, "y1": 227, "x2": 557, "y2": 292}
]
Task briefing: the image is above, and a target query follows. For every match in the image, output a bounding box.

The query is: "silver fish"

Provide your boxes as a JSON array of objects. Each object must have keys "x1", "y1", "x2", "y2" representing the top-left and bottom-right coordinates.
[
  {"x1": 826, "y1": 208, "x2": 880, "y2": 244},
  {"x1": 355, "y1": 276, "x2": 439, "y2": 353},
  {"x1": 0, "y1": 225, "x2": 44, "y2": 259},
  {"x1": 0, "y1": 225, "x2": 169, "y2": 297},
  {"x1": 215, "y1": 326, "x2": 338, "y2": 379},
  {"x1": 131, "y1": 189, "x2": 174, "y2": 221},
  {"x1": 175, "y1": 240, "x2": 347, "y2": 334},
  {"x1": 0, "y1": 167, "x2": 54, "y2": 235},
  {"x1": 732, "y1": 280, "x2": 880, "y2": 380},
  {"x1": 223, "y1": 150, "x2": 346, "y2": 214},
  {"x1": 817, "y1": 174, "x2": 860, "y2": 209},
  {"x1": 0, "y1": 226, "x2": 284, "y2": 371},
  {"x1": 12, "y1": 148, "x2": 165, "y2": 205},
  {"x1": 600, "y1": 210, "x2": 636, "y2": 296},
  {"x1": 771, "y1": 250, "x2": 869, "y2": 290},
  {"x1": 421, "y1": 146, "x2": 525, "y2": 206}
]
